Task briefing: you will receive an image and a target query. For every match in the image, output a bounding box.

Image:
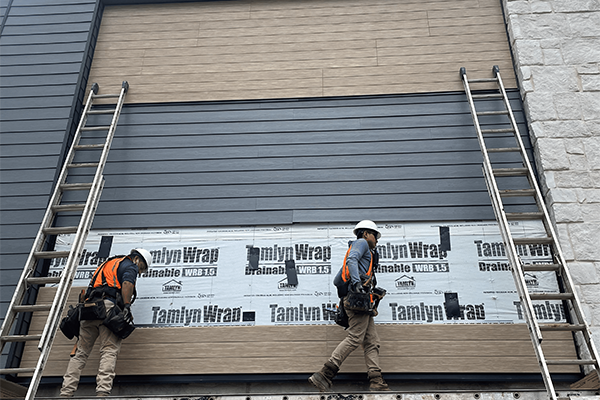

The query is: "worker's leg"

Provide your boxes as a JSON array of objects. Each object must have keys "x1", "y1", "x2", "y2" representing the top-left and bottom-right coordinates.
[
  {"x1": 328, "y1": 309, "x2": 370, "y2": 368},
  {"x1": 95, "y1": 303, "x2": 122, "y2": 395},
  {"x1": 60, "y1": 320, "x2": 100, "y2": 397},
  {"x1": 363, "y1": 316, "x2": 390, "y2": 391},
  {"x1": 362, "y1": 315, "x2": 381, "y2": 372}
]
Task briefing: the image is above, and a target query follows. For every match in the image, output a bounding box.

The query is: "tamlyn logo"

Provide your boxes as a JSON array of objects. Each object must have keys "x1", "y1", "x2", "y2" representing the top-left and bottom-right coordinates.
[
  {"x1": 278, "y1": 277, "x2": 297, "y2": 290},
  {"x1": 162, "y1": 279, "x2": 182, "y2": 294},
  {"x1": 395, "y1": 275, "x2": 416, "y2": 289},
  {"x1": 524, "y1": 273, "x2": 539, "y2": 287}
]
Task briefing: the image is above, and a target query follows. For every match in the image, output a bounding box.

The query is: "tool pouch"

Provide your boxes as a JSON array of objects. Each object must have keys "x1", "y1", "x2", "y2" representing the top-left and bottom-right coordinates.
[
  {"x1": 102, "y1": 305, "x2": 135, "y2": 339},
  {"x1": 343, "y1": 291, "x2": 372, "y2": 314},
  {"x1": 59, "y1": 304, "x2": 81, "y2": 340},
  {"x1": 334, "y1": 300, "x2": 349, "y2": 329},
  {"x1": 79, "y1": 300, "x2": 107, "y2": 321}
]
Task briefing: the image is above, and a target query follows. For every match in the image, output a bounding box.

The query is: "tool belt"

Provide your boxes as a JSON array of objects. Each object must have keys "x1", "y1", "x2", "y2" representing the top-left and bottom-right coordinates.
[{"x1": 343, "y1": 286, "x2": 386, "y2": 316}]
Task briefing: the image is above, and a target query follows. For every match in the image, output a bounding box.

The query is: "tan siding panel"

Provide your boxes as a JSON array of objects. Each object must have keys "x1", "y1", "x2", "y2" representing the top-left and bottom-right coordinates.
[
  {"x1": 88, "y1": 0, "x2": 516, "y2": 103},
  {"x1": 20, "y1": 287, "x2": 578, "y2": 378}
]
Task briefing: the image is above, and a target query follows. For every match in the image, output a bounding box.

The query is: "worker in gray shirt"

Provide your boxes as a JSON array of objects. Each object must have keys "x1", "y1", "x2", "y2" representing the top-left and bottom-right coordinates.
[{"x1": 309, "y1": 220, "x2": 390, "y2": 392}]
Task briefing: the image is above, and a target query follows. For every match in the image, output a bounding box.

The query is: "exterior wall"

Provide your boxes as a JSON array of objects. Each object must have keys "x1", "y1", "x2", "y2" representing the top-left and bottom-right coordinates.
[
  {"x1": 502, "y1": 0, "x2": 600, "y2": 344},
  {"x1": 89, "y1": 0, "x2": 516, "y2": 103},
  {"x1": 0, "y1": 0, "x2": 100, "y2": 367},
  {"x1": 54, "y1": 90, "x2": 533, "y2": 230}
]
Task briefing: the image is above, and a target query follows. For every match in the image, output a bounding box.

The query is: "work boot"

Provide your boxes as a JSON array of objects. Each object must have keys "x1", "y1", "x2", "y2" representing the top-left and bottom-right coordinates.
[
  {"x1": 96, "y1": 392, "x2": 110, "y2": 397},
  {"x1": 308, "y1": 361, "x2": 339, "y2": 392},
  {"x1": 368, "y1": 370, "x2": 391, "y2": 391}
]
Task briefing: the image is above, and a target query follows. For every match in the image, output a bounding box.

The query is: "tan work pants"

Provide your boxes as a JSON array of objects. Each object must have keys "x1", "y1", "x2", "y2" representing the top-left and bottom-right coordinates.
[
  {"x1": 328, "y1": 308, "x2": 382, "y2": 372},
  {"x1": 61, "y1": 301, "x2": 122, "y2": 396}
]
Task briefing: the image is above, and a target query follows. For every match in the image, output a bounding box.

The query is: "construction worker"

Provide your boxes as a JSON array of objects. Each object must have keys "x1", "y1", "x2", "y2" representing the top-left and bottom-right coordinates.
[
  {"x1": 60, "y1": 248, "x2": 151, "y2": 398},
  {"x1": 309, "y1": 220, "x2": 390, "y2": 392}
]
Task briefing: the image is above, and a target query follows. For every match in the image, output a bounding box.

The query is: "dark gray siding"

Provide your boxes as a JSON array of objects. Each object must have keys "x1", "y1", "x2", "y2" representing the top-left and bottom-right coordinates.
[
  {"x1": 56, "y1": 90, "x2": 533, "y2": 230},
  {"x1": 0, "y1": 0, "x2": 99, "y2": 366}
]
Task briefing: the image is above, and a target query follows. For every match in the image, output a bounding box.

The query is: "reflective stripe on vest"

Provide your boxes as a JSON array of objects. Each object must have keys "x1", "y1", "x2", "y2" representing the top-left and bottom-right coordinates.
[
  {"x1": 341, "y1": 246, "x2": 373, "y2": 283},
  {"x1": 90, "y1": 256, "x2": 126, "y2": 289}
]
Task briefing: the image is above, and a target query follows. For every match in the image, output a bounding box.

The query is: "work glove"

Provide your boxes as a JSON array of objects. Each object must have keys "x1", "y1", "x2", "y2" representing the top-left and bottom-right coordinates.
[
  {"x1": 122, "y1": 304, "x2": 133, "y2": 323},
  {"x1": 351, "y1": 282, "x2": 366, "y2": 294}
]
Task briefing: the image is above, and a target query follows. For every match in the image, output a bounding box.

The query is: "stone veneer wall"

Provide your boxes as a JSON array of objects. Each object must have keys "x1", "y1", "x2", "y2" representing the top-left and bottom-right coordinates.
[{"x1": 502, "y1": 0, "x2": 600, "y2": 353}]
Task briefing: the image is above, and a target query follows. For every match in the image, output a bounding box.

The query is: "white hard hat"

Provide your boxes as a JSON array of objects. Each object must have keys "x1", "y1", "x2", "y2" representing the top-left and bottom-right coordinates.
[
  {"x1": 131, "y1": 248, "x2": 152, "y2": 268},
  {"x1": 353, "y1": 220, "x2": 381, "y2": 239}
]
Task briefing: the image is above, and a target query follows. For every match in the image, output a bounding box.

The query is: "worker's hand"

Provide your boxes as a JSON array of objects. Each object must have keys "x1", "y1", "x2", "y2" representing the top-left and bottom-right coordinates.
[
  {"x1": 351, "y1": 282, "x2": 365, "y2": 294},
  {"x1": 122, "y1": 304, "x2": 133, "y2": 323}
]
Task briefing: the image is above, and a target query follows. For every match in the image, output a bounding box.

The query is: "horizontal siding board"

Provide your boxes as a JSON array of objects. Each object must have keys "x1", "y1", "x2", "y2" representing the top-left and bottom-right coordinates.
[
  {"x1": 1, "y1": 21, "x2": 92, "y2": 35},
  {"x1": 0, "y1": 31, "x2": 90, "y2": 46},
  {"x1": 0, "y1": 41, "x2": 88, "y2": 55},
  {"x1": 0, "y1": 95, "x2": 74, "y2": 109},
  {"x1": 0, "y1": 52, "x2": 85, "y2": 66},
  {"x1": 291, "y1": 207, "x2": 498, "y2": 223},
  {"x1": 3, "y1": 11, "x2": 93, "y2": 25},
  {"x1": 7, "y1": 3, "x2": 95, "y2": 15},
  {"x1": 0, "y1": 106, "x2": 73, "y2": 121},
  {"x1": 0, "y1": 71, "x2": 83, "y2": 87},
  {"x1": 0, "y1": 61, "x2": 82, "y2": 76}
]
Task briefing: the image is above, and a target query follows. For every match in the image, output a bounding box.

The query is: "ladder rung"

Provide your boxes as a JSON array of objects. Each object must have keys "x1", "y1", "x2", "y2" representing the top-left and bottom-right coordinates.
[
  {"x1": 81, "y1": 126, "x2": 111, "y2": 131},
  {"x1": 74, "y1": 144, "x2": 104, "y2": 150},
  {"x1": 545, "y1": 359, "x2": 597, "y2": 365},
  {"x1": 492, "y1": 168, "x2": 528, "y2": 176},
  {"x1": 540, "y1": 323, "x2": 586, "y2": 331},
  {"x1": 52, "y1": 203, "x2": 86, "y2": 212},
  {"x1": 505, "y1": 212, "x2": 544, "y2": 220},
  {"x1": 481, "y1": 128, "x2": 515, "y2": 134},
  {"x1": 1, "y1": 334, "x2": 43, "y2": 343},
  {"x1": 529, "y1": 292, "x2": 573, "y2": 301},
  {"x1": 522, "y1": 263, "x2": 561, "y2": 272},
  {"x1": 87, "y1": 109, "x2": 116, "y2": 114},
  {"x1": 13, "y1": 304, "x2": 52, "y2": 312},
  {"x1": 43, "y1": 226, "x2": 78, "y2": 235},
  {"x1": 488, "y1": 147, "x2": 520, "y2": 153},
  {"x1": 0, "y1": 367, "x2": 36, "y2": 374},
  {"x1": 477, "y1": 110, "x2": 508, "y2": 115},
  {"x1": 499, "y1": 189, "x2": 536, "y2": 197},
  {"x1": 513, "y1": 237, "x2": 553, "y2": 244},
  {"x1": 472, "y1": 93, "x2": 502, "y2": 99},
  {"x1": 34, "y1": 250, "x2": 70, "y2": 259},
  {"x1": 60, "y1": 183, "x2": 93, "y2": 191},
  {"x1": 26, "y1": 276, "x2": 62, "y2": 285},
  {"x1": 67, "y1": 162, "x2": 99, "y2": 168},
  {"x1": 93, "y1": 93, "x2": 120, "y2": 99}
]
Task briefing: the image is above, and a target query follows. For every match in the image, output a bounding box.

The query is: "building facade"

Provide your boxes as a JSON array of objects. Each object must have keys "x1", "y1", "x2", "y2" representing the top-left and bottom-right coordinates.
[{"x1": 1, "y1": 0, "x2": 598, "y2": 395}]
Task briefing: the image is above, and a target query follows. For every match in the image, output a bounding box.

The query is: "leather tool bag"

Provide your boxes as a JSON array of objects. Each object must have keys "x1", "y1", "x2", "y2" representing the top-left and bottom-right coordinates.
[
  {"x1": 59, "y1": 304, "x2": 81, "y2": 339},
  {"x1": 102, "y1": 305, "x2": 135, "y2": 339},
  {"x1": 79, "y1": 300, "x2": 107, "y2": 320}
]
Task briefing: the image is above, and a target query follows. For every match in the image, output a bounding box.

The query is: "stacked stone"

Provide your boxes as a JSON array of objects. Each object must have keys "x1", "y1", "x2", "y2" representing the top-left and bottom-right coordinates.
[{"x1": 502, "y1": 0, "x2": 600, "y2": 343}]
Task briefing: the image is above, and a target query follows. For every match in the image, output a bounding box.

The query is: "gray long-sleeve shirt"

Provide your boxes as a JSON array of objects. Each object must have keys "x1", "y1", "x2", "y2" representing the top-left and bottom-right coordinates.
[{"x1": 333, "y1": 238, "x2": 372, "y2": 287}]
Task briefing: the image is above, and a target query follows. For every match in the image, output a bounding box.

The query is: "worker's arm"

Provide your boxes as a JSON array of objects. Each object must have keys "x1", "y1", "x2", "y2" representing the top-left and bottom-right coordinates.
[{"x1": 121, "y1": 281, "x2": 135, "y2": 305}]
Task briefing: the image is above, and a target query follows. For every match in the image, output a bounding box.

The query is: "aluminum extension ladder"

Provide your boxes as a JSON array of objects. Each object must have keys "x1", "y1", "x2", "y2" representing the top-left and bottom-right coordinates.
[
  {"x1": 460, "y1": 66, "x2": 599, "y2": 400},
  {"x1": 0, "y1": 81, "x2": 129, "y2": 399}
]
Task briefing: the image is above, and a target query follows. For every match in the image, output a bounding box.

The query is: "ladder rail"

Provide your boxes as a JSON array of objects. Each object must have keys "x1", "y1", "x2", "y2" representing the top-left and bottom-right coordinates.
[
  {"x1": 461, "y1": 67, "x2": 558, "y2": 400},
  {"x1": 460, "y1": 67, "x2": 545, "y2": 343},
  {"x1": 461, "y1": 65, "x2": 600, "y2": 399},
  {"x1": 495, "y1": 68, "x2": 600, "y2": 376},
  {"x1": 38, "y1": 82, "x2": 127, "y2": 352}
]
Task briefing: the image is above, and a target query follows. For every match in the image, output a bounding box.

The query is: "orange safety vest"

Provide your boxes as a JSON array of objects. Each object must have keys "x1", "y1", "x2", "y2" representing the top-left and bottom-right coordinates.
[
  {"x1": 90, "y1": 256, "x2": 127, "y2": 290},
  {"x1": 341, "y1": 246, "x2": 373, "y2": 284}
]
